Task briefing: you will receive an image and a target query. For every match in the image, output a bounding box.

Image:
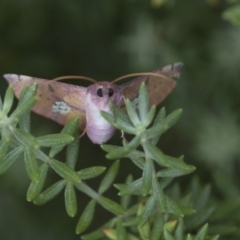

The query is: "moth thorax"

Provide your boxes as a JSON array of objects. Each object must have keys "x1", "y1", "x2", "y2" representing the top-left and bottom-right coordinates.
[{"x1": 84, "y1": 82, "x2": 122, "y2": 144}]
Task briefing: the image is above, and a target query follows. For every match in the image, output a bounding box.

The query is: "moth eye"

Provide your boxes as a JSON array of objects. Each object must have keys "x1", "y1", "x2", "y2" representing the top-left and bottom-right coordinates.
[
  {"x1": 97, "y1": 88, "x2": 103, "y2": 97},
  {"x1": 108, "y1": 88, "x2": 114, "y2": 97}
]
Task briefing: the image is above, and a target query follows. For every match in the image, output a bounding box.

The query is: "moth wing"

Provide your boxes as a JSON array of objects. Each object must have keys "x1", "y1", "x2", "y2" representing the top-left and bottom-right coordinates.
[
  {"x1": 120, "y1": 62, "x2": 184, "y2": 106},
  {"x1": 4, "y1": 74, "x2": 87, "y2": 130}
]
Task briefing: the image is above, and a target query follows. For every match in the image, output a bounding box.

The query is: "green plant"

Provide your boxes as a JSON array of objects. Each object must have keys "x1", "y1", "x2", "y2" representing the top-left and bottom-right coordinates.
[{"x1": 0, "y1": 83, "x2": 221, "y2": 239}]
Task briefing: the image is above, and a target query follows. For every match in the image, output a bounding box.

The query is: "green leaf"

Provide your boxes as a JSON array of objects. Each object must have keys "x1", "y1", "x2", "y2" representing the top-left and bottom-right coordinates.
[
  {"x1": 65, "y1": 181, "x2": 77, "y2": 217},
  {"x1": 114, "y1": 104, "x2": 135, "y2": 127},
  {"x1": 98, "y1": 160, "x2": 119, "y2": 194},
  {"x1": 150, "y1": 214, "x2": 163, "y2": 240},
  {"x1": 98, "y1": 196, "x2": 126, "y2": 215},
  {"x1": 163, "y1": 155, "x2": 195, "y2": 172},
  {"x1": 102, "y1": 145, "x2": 145, "y2": 165},
  {"x1": 131, "y1": 156, "x2": 145, "y2": 170},
  {"x1": 123, "y1": 216, "x2": 139, "y2": 226},
  {"x1": 76, "y1": 200, "x2": 96, "y2": 234},
  {"x1": 100, "y1": 110, "x2": 115, "y2": 125},
  {"x1": 27, "y1": 163, "x2": 48, "y2": 201},
  {"x1": 17, "y1": 83, "x2": 38, "y2": 132},
  {"x1": 33, "y1": 149, "x2": 49, "y2": 162},
  {"x1": 156, "y1": 166, "x2": 196, "y2": 178},
  {"x1": 49, "y1": 117, "x2": 79, "y2": 158},
  {"x1": 50, "y1": 159, "x2": 80, "y2": 183},
  {"x1": 19, "y1": 111, "x2": 31, "y2": 133},
  {"x1": 125, "y1": 98, "x2": 141, "y2": 127},
  {"x1": 13, "y1": 128, "x2": 39, "y2": 149},
  {"x1": 119, "y1": 149, "x2": 145, "y2": 169},
  {"x1": 195, "y1": 223, "x2": 208, "y2": 240},
  {"x1": 104, "y1": 228, "x2": 139, "y2": 240},
  {"x1": 138, "y1": 208, "x2": 150, "y2": 240},
  {"x1": 161, "y1": 108, "x2": 182, "y2": 129},
  {"x1": 154, "y1": 107, "x2": 166, "y2": 125},
  {"x1": 24, "y1": 148, "x2": 39, "y2": 182},
  {"x1": 186, "y1": 234, "x2": 193, "y2": 240},
  {"x1": 151, "y1": 107, "x2": 166, "y2": 145},
  {"x1": 121, "y1": 175, "x2": 134, "y2": 209},
  {"x1": 209, "y1": 236, "x2": 220, "y2": 240},
  {"x1": 147, "y1": 109, "x2": 182, "y2": 139},
  {"x1": 116, "y1": 218, "x2": 127, "y2": 240},
  {"x1": 161, "y1": 177, "x2": 174, "y2": 189},
  {"x1": 2, "y1": 86, "x2": 14, "y2": 115},
  {"x1": 78, "y1": 166, "x2": 106, "y2": 180},
  {"x1": 102, "y1": 103, "x2": 136, "y2": 134},
  {"x1": 66, "y1": 137, "x2": 79, "y2": 169},
  {"x1": 152, "y1": 177, "x2": 167, "y2": 212},
  {"x1": 105, "y1": 135, "x2": 141, "y2": 159},
  {"x1": 34, "y1": 179, "x2": 66, "y2": 205},
  {"x1": 164, "y1": 229, "x2": 175, "y2": 240},
  {"x1": 103, "y1": 228, "x2": 117, "y2": 239},
  {"x1": 141, "y1": 159, "x2": 153, "y2": 196},
  {"x1": 143, "y1": 141, "x2": 168, "y2": 167},
  {"x1": 18, "y1": 83, "x2": 38, "y2": 104},
  {"x1": 180, "y1": 206, "x2": 196, "y2": 216},
  {"x1": 0, "y1": 146, "x2": 24, "y2": 174},
  {"x1": 37, "y1": 134, "x2": 74, "y2": 147},
  {"x1": 0, "y1": 136, "x2": 11, "y2": 160},
  {"x1": 113, "y1": 103, "x2": 137, "y2": 134},
  {"x1": 81, "y1": 219, "x2": 116, "y2": 240},
  {"x1": 118, "y1": 178, "x2": 143, "y2": 196},
  {"x1": 164, "y1": 220, "x2": 178, "y2": 233},
  {"x1": 101, "y1": 108, "x2": 136, "y2": 134},
  {"x1": 10, "y1": 96, "x2": 36, "y2": 120},
  {"x1": 144, "y1": 106, "x2": 156, "y2": 127},
  {"x1": 138, "y1": 82, "x2": 149, "y2": 123},
  {"x1": 126, "y1": 204, "x2": 138, "y2": 215},
  {"x1": 165, "y1": 195, "x2": 184, "y2": 217},
  {"x1": 138, "y1": 196, "x2": 156, "y2": 227},
  {"x1": 175, "y1": 217, "x2": 184, "y2": 240},
  {"x1": 114, "y1": 183, "x2": 125, "y2": 191}
]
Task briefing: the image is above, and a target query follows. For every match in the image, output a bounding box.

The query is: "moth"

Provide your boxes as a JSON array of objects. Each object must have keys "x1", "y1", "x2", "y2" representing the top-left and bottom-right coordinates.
[{"x1": 4, "y1": 62, "x2": 184, "y2": 144}]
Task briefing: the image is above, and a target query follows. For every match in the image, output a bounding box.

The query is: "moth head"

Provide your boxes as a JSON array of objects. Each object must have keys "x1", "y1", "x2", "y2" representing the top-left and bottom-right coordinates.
[{"x1": 87, "y1": 82, "x2": 122, "y2": 107}]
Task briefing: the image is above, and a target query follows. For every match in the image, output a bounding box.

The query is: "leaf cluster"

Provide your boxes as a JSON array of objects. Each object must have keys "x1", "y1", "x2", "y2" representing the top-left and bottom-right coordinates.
[{"x1": 0, "y1": 83, "x2": 222, "y2": 239}]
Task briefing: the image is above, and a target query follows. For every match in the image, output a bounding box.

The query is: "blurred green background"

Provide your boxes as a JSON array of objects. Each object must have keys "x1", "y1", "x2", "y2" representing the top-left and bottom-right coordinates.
[{"x1": 1, "y1": 0, "x2": 240, "y2": 239}]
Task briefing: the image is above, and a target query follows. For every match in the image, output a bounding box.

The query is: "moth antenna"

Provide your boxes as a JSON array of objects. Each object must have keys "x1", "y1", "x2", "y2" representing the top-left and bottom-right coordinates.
[
  {"x1": 112, "y1": 72, "x2": 167, "y2": 83},
  {"x1": 51, "y1": 75, "x2": 97, "y2": 83}
]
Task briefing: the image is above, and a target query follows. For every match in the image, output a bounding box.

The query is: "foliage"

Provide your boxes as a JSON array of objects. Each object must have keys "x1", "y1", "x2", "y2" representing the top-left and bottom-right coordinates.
[
  {"x1": 0, "y1": 83, "x2": 226, "y2": 240},
  {"x1": 1, "y1": 0, "x2": 240, "y2": 239}
]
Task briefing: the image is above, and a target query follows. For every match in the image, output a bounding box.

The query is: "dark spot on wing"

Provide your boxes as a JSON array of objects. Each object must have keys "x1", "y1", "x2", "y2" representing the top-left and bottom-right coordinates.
[
  {"x1": 48, "y1": 84, "x2": 54, "y2": 92},
  {"x1": 17, "y1": 75, "x2": 21, "y2": 82}
]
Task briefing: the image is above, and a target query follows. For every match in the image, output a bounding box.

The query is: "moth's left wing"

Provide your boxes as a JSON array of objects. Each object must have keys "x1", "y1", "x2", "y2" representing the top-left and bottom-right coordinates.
[
  {"x1": 4, "y1": 74, "x2": 87, "y2": 130},
  {"x1": 120, "y1": 62, "x2": 184, "y2": 107}
]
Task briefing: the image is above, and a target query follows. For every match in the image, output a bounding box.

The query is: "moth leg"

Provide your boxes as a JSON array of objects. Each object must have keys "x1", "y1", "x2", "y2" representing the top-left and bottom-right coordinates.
[
  {"x1": 78, "y1": 127, "x2": 87, "y2": 139},
  {"x1": 121, "y1": 130, "x2": 129, "y2": 145},
  {"x1": 118, "y1": 95, "x2": 126, "y2": 106}
]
